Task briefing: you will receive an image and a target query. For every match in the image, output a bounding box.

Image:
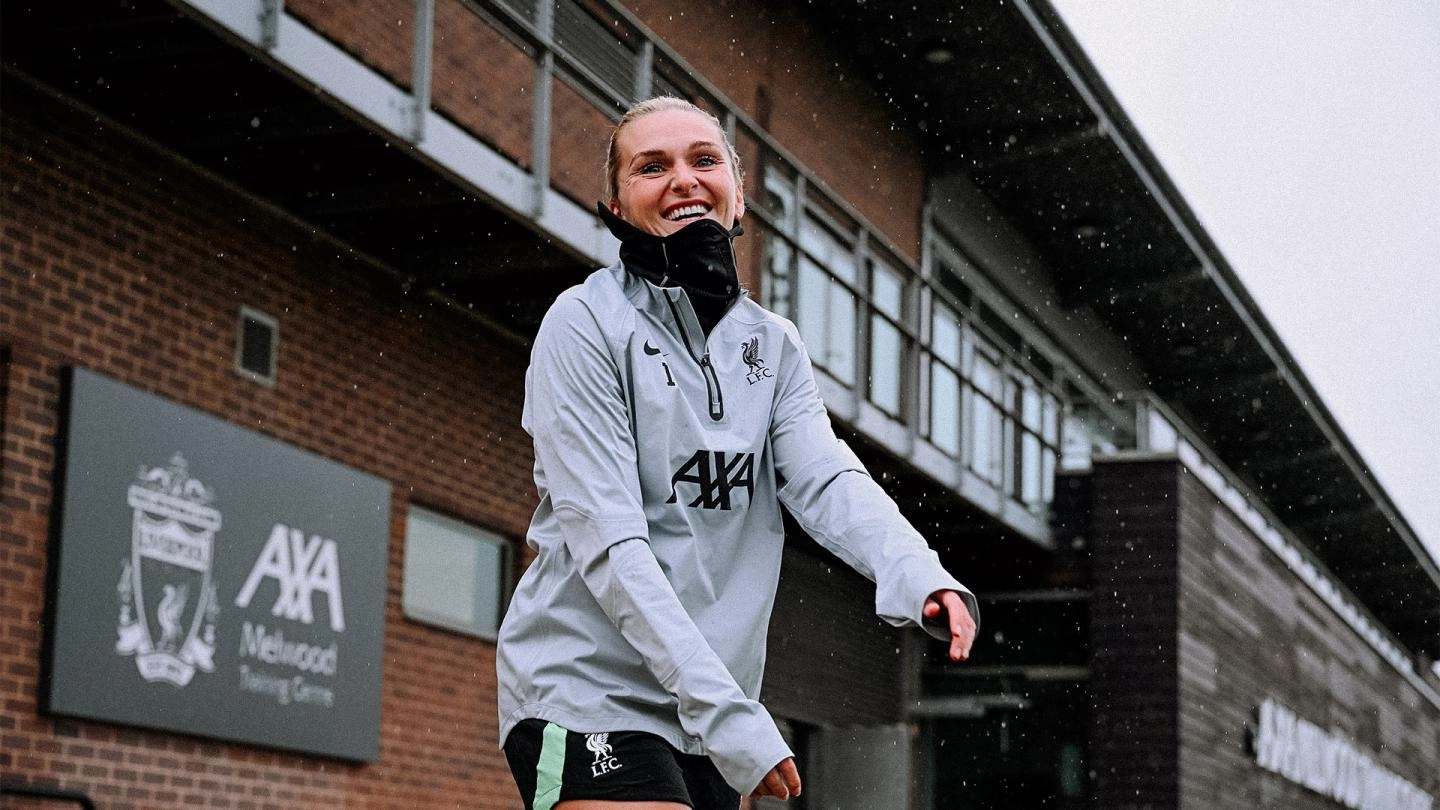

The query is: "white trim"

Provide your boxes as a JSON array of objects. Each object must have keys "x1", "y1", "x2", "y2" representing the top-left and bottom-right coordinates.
[{"x1": 233, "y1": 305, "x2": 278, "y2": 387}]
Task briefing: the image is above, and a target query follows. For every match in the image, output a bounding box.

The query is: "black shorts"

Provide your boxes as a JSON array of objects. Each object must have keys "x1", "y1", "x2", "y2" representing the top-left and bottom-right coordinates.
[{"x1": 504, "y1": 719, "x2": 739, "y2": 810}]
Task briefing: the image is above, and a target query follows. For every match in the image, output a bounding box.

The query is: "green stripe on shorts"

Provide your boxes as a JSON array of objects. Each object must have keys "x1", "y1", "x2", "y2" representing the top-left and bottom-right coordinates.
[{"x1": 533, "y1": 722, "x2": 568, "y2": 810}]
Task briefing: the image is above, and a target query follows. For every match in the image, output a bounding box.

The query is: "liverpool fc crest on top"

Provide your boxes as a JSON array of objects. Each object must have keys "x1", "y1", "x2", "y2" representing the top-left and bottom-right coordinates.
[{"x1": 742, "y1": 336, "x2": 771, "y2": 385}]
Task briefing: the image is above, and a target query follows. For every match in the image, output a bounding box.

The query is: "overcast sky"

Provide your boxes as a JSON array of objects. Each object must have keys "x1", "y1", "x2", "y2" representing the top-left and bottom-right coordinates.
[{"x1": 1047, "y1": 1, "x2": 1440, "y2": 566}]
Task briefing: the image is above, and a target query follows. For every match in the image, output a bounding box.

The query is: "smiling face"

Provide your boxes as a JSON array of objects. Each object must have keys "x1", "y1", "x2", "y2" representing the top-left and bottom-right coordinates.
[{"x1": 608, "y1": 107, "x2": 745, "y2": 237}]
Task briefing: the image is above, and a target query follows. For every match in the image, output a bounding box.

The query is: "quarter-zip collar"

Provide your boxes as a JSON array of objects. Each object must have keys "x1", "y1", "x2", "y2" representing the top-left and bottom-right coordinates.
[
  {"x1": 598, "y1": 202, "x2": 744, "y2": 336},
  {"x1": 660, "y1": 286, "x2": 725, "y2": 422}
]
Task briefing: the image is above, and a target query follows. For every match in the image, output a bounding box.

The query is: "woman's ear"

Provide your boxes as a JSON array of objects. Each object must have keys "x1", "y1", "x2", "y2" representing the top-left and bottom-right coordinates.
[{"x1": 608, "y1": 199, "x2": 623, "y2": 218}]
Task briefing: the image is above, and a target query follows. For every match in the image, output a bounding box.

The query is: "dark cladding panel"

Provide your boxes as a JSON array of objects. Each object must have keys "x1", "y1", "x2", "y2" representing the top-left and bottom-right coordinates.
[
  {"x1": 1084, "y1": 454, "x2": 1440, "y2": 808},
  {"x1": 47, "y1": 368, "x2": 391, "y2": 761},
  {"x1": 1175, "y1": 462, "x2": 1440, "y2": 807},
  {"x1": 1087, "y1": 458, "x2": 1181, "y2": 809},
  {"x1": 763, "y1": 546, "x2": 905, "y2": 728}
]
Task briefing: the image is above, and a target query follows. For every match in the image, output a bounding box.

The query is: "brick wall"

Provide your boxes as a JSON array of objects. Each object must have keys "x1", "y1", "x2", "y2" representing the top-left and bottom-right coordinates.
[
  {"x1": 2, "y1": 79, "x2": 536, "y2": 809},
  {"x1": 626, "y1": 0, "x2": 927, "y2": 260}
]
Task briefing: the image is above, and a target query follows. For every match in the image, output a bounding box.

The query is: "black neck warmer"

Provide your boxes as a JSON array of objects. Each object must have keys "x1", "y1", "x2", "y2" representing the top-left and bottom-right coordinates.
[{"x1": 598, "y1": 203, "x2": 744, "y2": 336}]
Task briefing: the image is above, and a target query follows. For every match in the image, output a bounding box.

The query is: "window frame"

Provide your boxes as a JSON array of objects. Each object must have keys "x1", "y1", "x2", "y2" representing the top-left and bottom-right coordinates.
[{"x1": 401, "y1": 504, "x2": 514, "y2": 642}]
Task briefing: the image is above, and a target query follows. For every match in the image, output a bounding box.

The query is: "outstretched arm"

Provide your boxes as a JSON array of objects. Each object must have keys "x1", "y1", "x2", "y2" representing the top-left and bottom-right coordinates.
[{"x1": 769, "y1": 329, "x2": 981, "y2": 642}]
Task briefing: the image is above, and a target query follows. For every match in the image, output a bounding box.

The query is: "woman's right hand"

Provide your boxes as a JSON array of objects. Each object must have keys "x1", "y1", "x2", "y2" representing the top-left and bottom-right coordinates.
[{"x1": 751, "y1": 757, "x2": 802, "y2": 800}]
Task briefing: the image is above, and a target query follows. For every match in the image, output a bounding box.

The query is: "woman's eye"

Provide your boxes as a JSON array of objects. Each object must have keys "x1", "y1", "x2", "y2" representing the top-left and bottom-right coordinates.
[
  {"x1": 695, "y1": 155, "x2": 719, "y2": 167},
  {"x1": 638, "y1": 163, "x2": 664, "y2": 174}
]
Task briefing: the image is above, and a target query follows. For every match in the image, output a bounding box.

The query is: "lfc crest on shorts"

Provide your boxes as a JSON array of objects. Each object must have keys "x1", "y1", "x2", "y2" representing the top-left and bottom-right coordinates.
[
  {"x1": 115, "y1": 452, "x2": 222, "y2": 687},
  {"x1": 585, "y1": 732, "x2": 623, "y2": 777}
]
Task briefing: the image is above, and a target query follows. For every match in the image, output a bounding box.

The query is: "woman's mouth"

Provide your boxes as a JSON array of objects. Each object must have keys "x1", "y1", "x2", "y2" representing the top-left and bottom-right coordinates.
[{"x1": 664, "y1": 203, "x2": 711, "y2": 222}]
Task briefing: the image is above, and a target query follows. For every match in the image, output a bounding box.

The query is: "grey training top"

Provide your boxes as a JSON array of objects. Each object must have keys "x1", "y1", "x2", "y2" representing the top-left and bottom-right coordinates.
[{"x1": 496, "y1": 264, "x2": 977, "y2": 794}]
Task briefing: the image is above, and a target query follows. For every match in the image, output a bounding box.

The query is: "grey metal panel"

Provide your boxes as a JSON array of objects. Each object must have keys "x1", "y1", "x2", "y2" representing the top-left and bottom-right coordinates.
[{"x1": 47, "y1": 369, "x2": 391, "y2": 761}]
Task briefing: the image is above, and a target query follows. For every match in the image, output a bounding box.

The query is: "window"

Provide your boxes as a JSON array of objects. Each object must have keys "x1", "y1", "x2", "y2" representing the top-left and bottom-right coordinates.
[
  {"x1": 928, "y1": 301, "x2": 963, "y2": 456},
  {"x1": 234, "y1": 305, "x2": 278, "y2": 386},
  {"x1": 402, "y1": 506, "x2": 511, "y2": 640},
  {"x1": 796, "y1": 218, "x2": 857, "y2": 384},
  {"x1": 762, "y1": 171, "x2": 797, "y2": 318},
  {"x1": 1019, "y1": 383, "x2": 1045, "y2": 506},
  {"x1": 868, "y1": 260, "x2": 906, "y2": 416},
  {"x1": 967, "y1": 339, "x2": 1004, "y2": 486}
]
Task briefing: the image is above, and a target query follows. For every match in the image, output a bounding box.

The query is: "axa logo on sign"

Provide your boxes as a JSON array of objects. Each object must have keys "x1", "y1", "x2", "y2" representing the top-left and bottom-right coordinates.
[
  {"x1": 235, "y1": 523, "x2": 346, "y2": 632},
  {"x1": 667, "y1": 450, "x2": 754, "y2": 510}
]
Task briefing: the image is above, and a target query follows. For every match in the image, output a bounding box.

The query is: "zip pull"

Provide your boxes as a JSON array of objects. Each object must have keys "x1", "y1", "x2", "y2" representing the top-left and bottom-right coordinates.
[{"x1": 699, "y1": 353, "x2": 724, "y2": 421}]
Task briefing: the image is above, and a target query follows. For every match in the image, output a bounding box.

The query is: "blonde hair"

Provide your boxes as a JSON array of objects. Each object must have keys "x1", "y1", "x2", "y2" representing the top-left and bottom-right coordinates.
[{"x1": 604, "y1": 97, "x2": 745, "y2": 203}]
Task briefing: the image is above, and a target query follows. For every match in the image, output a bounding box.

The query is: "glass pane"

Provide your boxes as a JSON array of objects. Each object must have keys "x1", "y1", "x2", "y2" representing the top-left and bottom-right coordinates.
[
  {"x1": 932, "y1": 304, "x2": 961, "y2": 366},
  {"x1": 1061, "y1": 409, "x2": 1094, "y2": 470},
  {"x1": 1042, "y1": 448, "x2": 1057, "y2": 504},
  {"x1": 1043, "y1": 394, "x2": 1060, "y2": 444},
  {"x1": 970, "y1": 393, "x2": 1001, "y2": 485},
  {"x1": 870, "y1": 316, "x2": 901, "y2": 415},
  {"x1": 930, "y1": 363, "x2": 960, "y2": 456},
  {"x1": 471, "y1": 541, "x2": 503, "y2": 632},
  {"x1": 766, "y1": 235, "x2": 793, "y2": 318},
  {"x1": 827, "y1": 279, "x2": 857, "y2": 384},
  {"x1": 830, "y1": 243, "x2": 857, "y2": 285},
  {"x1": 1022, "y1": 385, "x2": 1042, "y2": 431},
  {"x1": 971, "y1": 351, "x2": 1000, "y2": 399},
  {"x1": 1003, "y1": 404, "x2": 1018, "y2": 494},
  {"x1": 403, "y1": 507, "x2": 504, "y2": 636},
  {"x1": 800, "y1": 217, "x2": 856, "y2": 284},
  {"x1": 763, "y1": 170, "x2": 794, "y2": 227},
  {"x1": 871, "y1": 261, "x2": 903, "y2": 320},
  {"x1": 1022, "y1": 433, "x2": 1042, "y2": 506},
  {"x1": 798, "y1": 258, "x2": 828, "y2": 360}
]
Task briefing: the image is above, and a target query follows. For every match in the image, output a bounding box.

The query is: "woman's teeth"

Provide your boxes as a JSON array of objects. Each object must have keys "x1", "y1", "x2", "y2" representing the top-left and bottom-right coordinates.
[{"x1": 666, "y1": 204, "x2": 708, "y2": 221}]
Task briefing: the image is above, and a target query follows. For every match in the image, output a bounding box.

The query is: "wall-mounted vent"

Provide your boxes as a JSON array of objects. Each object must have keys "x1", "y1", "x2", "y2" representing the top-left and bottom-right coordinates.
[{"x1": 234, "y1": 305, "x2": 278, "y2": 386}]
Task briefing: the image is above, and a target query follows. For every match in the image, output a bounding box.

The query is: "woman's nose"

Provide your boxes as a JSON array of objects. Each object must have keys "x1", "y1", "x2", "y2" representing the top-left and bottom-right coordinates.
[{"x1": 671, "y1": 166, "x2": 698, "y2": 192}]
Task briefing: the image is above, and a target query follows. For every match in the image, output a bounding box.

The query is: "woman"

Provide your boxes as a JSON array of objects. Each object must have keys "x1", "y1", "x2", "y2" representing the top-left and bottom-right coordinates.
[{"x1": 497, "y1": 97, "x2": 978, "y2": 810}]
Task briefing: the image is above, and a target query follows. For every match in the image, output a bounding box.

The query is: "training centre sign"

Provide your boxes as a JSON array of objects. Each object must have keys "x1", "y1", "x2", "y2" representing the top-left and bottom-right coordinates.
[
  {"x1": 47, "y1": 369, "x2": 391, "y2": 761},
  {"x1": 1254, "y1": 698, "x2": 1433, "y2": 810}
]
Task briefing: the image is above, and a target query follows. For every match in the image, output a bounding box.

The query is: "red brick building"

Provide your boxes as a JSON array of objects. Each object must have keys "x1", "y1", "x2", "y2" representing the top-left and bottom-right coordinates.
[{"x1": 3, "y1": 1, "x2": 1437, "y2": 808}]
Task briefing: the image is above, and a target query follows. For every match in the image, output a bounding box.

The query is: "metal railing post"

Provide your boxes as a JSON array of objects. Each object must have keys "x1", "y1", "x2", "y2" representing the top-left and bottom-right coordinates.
[
  {"x1": 531, "y1": 0, "x2": 555, "y2": 217},
  {"x1": 411, "y1": 0, "x2": 436, "y2": 142},
  {"x1": 634, "y1": 40, "x2": 653, "y2": 102},
  {"x1": 259, "y1": 0, "x2": 283, "y2": 49}
]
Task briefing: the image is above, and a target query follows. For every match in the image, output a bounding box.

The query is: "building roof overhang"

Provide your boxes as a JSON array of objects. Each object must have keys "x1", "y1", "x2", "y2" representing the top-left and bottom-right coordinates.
[{"x1": 809, "y1": 0, "x2": 1439, "y2": 657}]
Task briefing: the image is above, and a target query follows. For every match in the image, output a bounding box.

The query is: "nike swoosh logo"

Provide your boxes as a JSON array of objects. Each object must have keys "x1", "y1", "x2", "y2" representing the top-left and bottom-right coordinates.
[{"x1": 644, "y1": 341, "x2": 662, "y2": 355}]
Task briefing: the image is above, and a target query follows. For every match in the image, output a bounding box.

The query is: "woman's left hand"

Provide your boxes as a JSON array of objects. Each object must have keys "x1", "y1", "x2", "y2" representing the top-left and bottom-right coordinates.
[{"x1": 923, "y1": 590, "x2": 976, "y2": 662}]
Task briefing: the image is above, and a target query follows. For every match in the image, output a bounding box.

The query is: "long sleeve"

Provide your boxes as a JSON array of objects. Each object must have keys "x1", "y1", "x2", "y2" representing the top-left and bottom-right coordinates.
[
  {"x1": 768, "y1": 331, "x2": 980, "y2": 637},
  {"x1": 521, "y1": 292, "x2": 791, "y2": 794}
]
